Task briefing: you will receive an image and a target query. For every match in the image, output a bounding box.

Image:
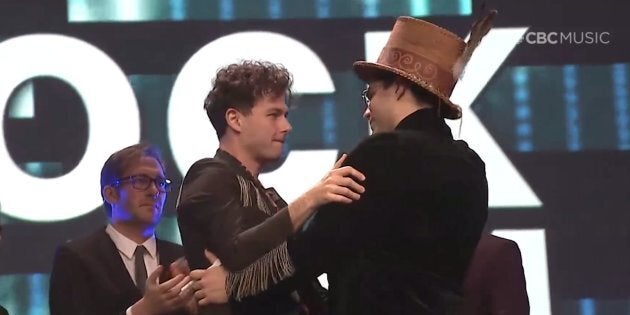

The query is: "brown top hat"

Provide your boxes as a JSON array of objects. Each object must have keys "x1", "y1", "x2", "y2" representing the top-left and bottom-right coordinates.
[{"x1": 353, "y1": 11, "x2": 497, "y2": 119}]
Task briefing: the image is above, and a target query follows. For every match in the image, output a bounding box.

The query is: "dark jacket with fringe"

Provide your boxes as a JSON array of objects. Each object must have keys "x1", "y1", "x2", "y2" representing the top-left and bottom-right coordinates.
[{"x1": 177, "y1": 150, "x2": 326, "y2": 315}]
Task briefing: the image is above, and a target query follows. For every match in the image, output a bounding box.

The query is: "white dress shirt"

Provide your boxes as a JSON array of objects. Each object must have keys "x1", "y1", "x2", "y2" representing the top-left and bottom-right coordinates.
[{"x1": 105, "y1": 224, "x2": 158, "y2": 315}]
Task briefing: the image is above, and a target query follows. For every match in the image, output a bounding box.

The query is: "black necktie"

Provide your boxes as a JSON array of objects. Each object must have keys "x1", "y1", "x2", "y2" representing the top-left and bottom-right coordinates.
[{"x1": 134, "y1": 245, "x2": 148, "y2": 293}]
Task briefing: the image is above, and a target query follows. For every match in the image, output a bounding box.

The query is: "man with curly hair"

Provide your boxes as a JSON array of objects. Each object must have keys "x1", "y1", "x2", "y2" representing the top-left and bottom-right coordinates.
[
  {"x1": 176, "y1": 60, "x2": 365, "y2": 315},
  {"x1": 187, "y1": 12, "x2": 497, "y2": 314}
]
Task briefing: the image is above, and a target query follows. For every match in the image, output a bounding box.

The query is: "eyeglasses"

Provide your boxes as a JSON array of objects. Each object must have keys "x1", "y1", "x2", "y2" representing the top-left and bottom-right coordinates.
[
  {"x1": 361, "y1": 89, "x2": 371, "y2": 108},
  {"x1": 113, "y1": 174, "x2": 172, "y2": 193}
]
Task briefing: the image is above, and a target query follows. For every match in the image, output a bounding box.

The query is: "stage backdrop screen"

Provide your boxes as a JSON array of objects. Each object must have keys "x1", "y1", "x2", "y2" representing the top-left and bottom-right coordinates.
[{"x1": 1, "y1": 0, "x2": 630, "y2": 314}]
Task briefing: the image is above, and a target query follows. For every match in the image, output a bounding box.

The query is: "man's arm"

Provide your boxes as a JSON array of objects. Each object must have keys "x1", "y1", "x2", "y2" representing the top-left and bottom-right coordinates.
[
  {"x1": 178, "y1": 157, "x2": 364, "y2": 300},
  {"x1": 289, "y1": 137, "x2": 395, "y2": 276},
  {"x1": 289, "y1": 191, "x2": 364, "y2": 278},
  {"x1": 185, "y1": 157, "x2": 369, "y2": 305},
  {"x1": 178, "y1": 158, "x2": 364, "y2": 272},
  {"x1": 177, "y1": 161, "x2": 294, "y2": 271},
  {"x1": 286, "y1": 154, "x2": 365, "y2": 232}
]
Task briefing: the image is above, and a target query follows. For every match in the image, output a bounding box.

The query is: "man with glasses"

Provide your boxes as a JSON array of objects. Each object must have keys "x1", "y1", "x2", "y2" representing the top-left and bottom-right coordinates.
[{"x1": 49, "y1": 143, "x2": 197, "y2": 315}]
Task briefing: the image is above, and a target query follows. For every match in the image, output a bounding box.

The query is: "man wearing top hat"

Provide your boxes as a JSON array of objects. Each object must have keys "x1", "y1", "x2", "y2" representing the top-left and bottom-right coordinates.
[{"x1": 190, "y1": 13, "x2": 497, "y2": 315}]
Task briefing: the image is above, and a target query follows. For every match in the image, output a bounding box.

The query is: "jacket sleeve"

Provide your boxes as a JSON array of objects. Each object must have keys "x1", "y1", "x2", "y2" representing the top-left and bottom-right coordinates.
[
  {"x1": 290, "y1": 135, "x2": 396, "y2": 276},
  {"x1": 49, "y1": 245, "x2": 127, "y2": 315},
  {"x1": 177, "y1": 160, "x2": 295, "y2": 300}
]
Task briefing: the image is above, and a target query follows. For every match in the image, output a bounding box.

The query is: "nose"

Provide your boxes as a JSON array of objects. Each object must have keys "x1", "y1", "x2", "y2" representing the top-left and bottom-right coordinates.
[
  {"x1": 146, "y1": 181, "x2": 160, "y2": 198},
  {"x1": 281, "y1": 117, "x2": 293, "y2": 134},
  {"x1": 363, "y1": 107, "x2": 371, "y2": 120}
]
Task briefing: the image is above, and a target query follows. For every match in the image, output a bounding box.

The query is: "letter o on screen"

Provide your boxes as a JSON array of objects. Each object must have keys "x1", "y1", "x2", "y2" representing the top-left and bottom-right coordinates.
[{"x1": 0, "y1": 34, "x2": 139, "y2": 222}]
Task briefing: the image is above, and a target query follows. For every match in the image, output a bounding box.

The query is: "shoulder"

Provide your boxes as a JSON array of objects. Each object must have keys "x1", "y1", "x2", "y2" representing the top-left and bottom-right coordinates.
[
  {"x1": 350, "y1": 130, "x2": 459, "y2": 157},
  {"x1": 474, "y1": 235, "x2": 523, "y2": 268},
  {"x1": 346, "y1": 132, "x2": 411, "y2": 159},
  {"x1": 355, "y1": 131, "x2": 486, "y2": 174},
  {"x1": 177, "y1": 158, "x2": 243, "y2": 215},
  {"x1": 345, "y1": 131, "x2": 464, "y2": 166},
  {"x1": 156, "y1": 238, "x2": 184, "y2": 252},
  {"x1": 478, "y1": 235, "x2": 521, "y2": 254},
  {"x1": 183, "y1": 158, "x2": 234, "y2": 180},
  {"x1": 53, "y1": 228, "x2": 111, "y2": 263},
  {"x1": 156, "y1": 238, "x2": 185, "y2": 261},
  {"x1": 179, "y1": 158, "x2": 239, "y2": 195},
  {"x1": 61, "y1": 228, "x2": 108, "y2": 252}
]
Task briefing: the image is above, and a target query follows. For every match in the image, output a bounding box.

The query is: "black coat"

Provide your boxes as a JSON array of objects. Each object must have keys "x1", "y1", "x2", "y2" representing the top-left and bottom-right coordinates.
[
  {"x1": 291, "y1": 108, "x2": 489, "y2": 315},
  {"x1": 48, "y1": 228, "x2": 186, "y2": 315}
]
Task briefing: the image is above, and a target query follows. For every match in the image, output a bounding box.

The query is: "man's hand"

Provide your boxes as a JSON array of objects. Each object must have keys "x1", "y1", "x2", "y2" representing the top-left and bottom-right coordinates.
[
  {"x1": 130, "y1": 265, "x2": 193, "y2": 314},
  {"x1": 190, "y1": 250, "x2": 228, "y2": 305},
  {"x1": 169, "y1": 257, "x2": 198, "y2": 314},
  {"x1": 305, "y1": 153, "x2": 366, "y2": 207},
  {"x1": 287, "y1": 154, "x2": 366, "y2": 231},
  {"x1": 170, "y1": 257, "x2": 191, "y2": 277}
]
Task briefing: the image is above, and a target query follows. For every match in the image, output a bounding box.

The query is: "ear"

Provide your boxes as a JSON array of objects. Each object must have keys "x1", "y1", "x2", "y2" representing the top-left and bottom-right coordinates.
[
  {"x1": 103, "y1": 185, "x2": 119, "y2": 208},
  {"x1": 225, "y1": 108, "x2": 243, "y2": 133},
  {"x1": 394, "y1": 81, "x2": 408, "y2": 101}
]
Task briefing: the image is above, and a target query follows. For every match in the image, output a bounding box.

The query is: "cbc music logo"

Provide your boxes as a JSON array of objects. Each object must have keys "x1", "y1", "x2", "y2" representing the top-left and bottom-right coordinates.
[{"x1": 519, "y1": 31, "x2": 611, "y2": 45}]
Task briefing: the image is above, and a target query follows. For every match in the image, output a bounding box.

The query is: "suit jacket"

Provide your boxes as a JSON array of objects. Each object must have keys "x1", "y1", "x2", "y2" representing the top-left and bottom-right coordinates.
[
  {"x1": 462, "y1": 234, "x2": 530, "y2": 315},
  {"x1": 49, "y1": 227, "x2": 186, "y2": 315},
  {"x1": 291, "y1": 108, "x2": 489, "y2": 315}
]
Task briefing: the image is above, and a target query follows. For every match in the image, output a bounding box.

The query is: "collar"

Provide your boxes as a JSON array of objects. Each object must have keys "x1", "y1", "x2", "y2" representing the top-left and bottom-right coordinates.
[
  {"x1": 395, "y1": 108, "x2": 453, "y2": 139},
  {"x1": 105, "y1": 224, "x2": 157, "y2": 260},
  {"x1": 215, "y1": 149, "x2": 266, "y2": 189},
  {"x1": 216, "y1": 149, "x2": 288, "y2": 210}
]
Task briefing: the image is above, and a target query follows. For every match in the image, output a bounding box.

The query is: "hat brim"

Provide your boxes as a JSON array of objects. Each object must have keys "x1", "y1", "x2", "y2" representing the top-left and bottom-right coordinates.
[{"x1": 353, "y1": 61, "x2": 462, "y2": 120}]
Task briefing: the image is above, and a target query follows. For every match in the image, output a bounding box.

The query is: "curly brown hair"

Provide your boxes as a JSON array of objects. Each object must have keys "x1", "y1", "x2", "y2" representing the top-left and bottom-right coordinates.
[{"x1": 204, "y1": 60, "x2": 293, "y2": 139}]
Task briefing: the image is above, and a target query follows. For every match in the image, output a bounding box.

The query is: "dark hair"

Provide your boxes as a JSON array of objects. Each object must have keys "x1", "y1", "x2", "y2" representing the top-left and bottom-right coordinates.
[
  {"x1": 377, "y1": 72, "x2": 441, "y2": 108},
  {"x1": 204, "y1": 60, "x2": 293, "y2": 139},
  {"x1": 100, "y1": 143, "x2": 165, "y2": 217}
]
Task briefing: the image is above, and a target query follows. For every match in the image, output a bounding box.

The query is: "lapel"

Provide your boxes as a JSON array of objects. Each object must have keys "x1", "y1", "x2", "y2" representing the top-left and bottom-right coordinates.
[
  {"x1": 96, "y1": 228, "x2": 142, "y2": 298},
  {"x1": 97, "y1": 227, "x2": 183, "y2": 286},
  {"x1": 214, "y1": 149, "x2": 284, "y2": 214},
  {"x1": 157, "y1": 239, "x2": 174, "y2": 282},
  {"x1": 157, "y1": 240, "x2": 178, "y2": 264},
  {"x1": 156, "y1": 238, "x2": 186, "y2": 283}
]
